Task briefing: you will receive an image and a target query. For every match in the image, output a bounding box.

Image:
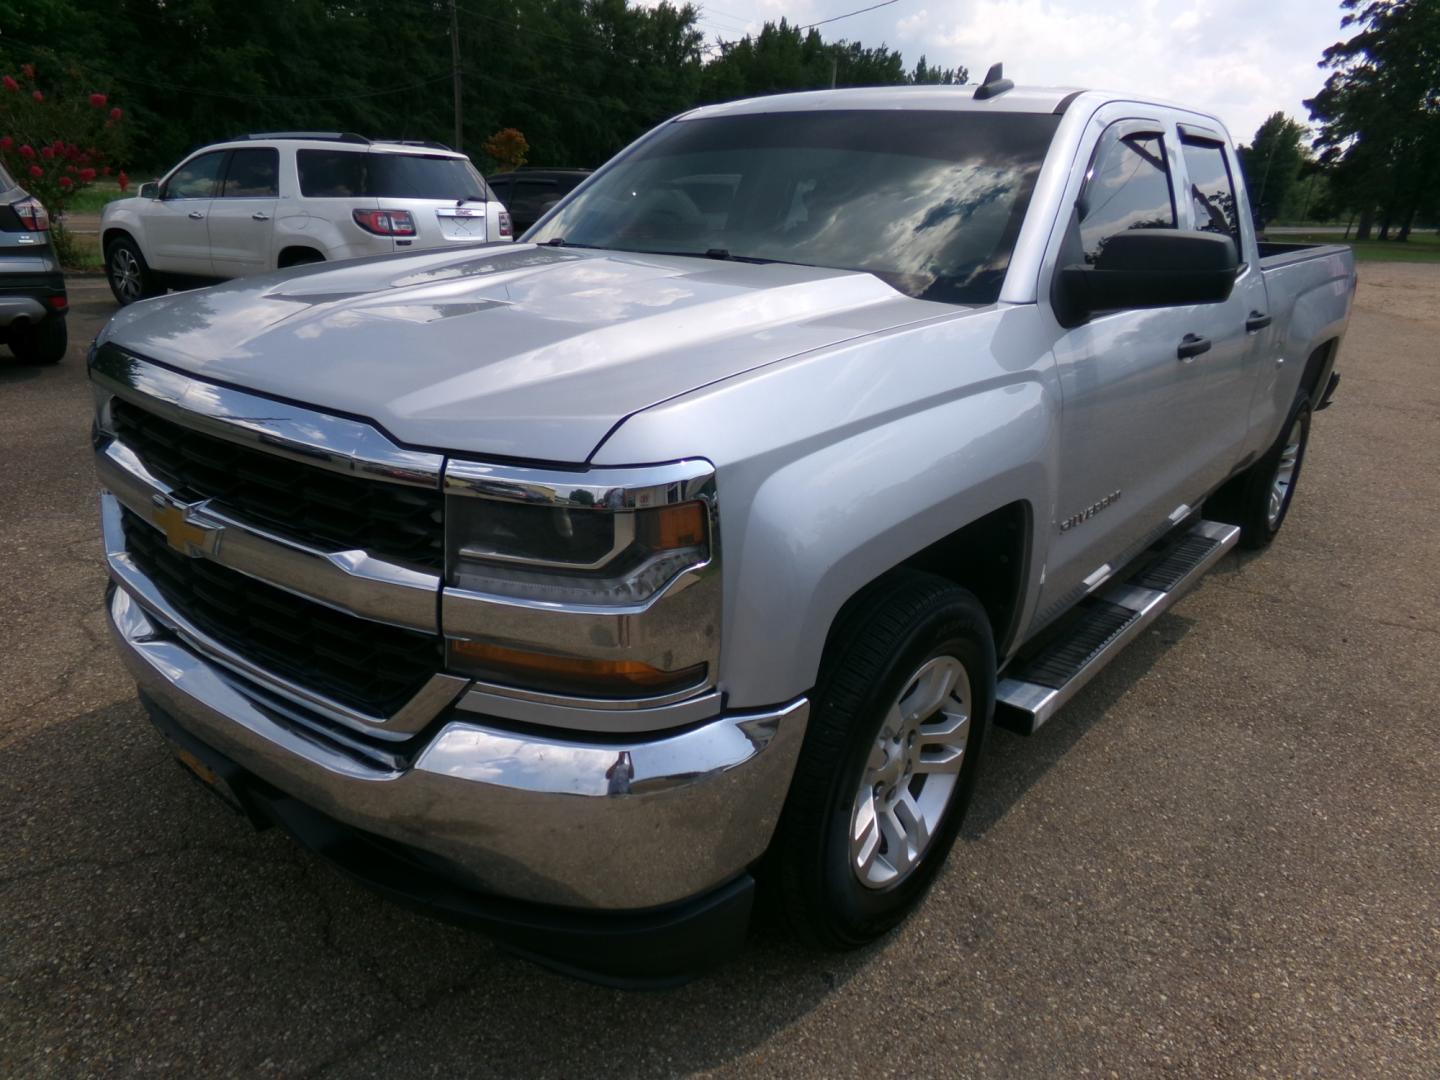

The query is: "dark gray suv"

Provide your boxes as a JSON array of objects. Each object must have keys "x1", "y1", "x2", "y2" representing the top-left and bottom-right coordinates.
[{"x1": 0, "y1": 164, "x2": 67, "y2": 364}]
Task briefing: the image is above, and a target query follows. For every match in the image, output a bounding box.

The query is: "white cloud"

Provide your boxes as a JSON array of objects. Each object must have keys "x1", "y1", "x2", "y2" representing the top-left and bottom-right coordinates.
[{"x1": 691, "y1": 0, "x2": 1345, "y2": 143}]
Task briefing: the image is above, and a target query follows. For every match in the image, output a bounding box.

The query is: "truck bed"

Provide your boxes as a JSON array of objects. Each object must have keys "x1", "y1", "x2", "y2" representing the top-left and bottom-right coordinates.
[{"x1": 1257, "y1": 240, "x2": 1352, "y2": 268}]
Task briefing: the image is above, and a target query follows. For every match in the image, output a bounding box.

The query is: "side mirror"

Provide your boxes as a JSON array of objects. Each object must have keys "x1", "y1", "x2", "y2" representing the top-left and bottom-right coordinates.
[
  {"x1": 139, "y1": 181, "x2": 160, "y2": 200},
  {"x1": 1057, "y1": 229, "x2": 1238, "y2": 325}
]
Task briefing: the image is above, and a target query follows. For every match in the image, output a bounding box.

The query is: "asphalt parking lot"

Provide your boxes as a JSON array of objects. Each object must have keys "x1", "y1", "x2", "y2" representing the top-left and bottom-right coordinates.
[{"x1": 2, "y1": 266, "x2": 1437, "y2": 1078}]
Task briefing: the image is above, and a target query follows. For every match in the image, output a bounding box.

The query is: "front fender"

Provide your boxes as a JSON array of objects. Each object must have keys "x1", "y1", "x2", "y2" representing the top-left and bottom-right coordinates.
[{"x1": 592, "y1": 303, "x2": 1060, "y2": 709}]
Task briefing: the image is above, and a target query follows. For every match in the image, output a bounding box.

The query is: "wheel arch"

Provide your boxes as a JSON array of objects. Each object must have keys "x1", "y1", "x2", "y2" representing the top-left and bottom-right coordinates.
[{"x1": 277, "y1": 245, "x2": 326, "y2": 268}]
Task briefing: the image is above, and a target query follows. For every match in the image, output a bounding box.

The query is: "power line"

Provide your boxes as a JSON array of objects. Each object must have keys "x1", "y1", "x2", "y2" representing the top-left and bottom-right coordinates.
[{"x1": 798, "y1": 0, "x2": 901, "y2": 32}]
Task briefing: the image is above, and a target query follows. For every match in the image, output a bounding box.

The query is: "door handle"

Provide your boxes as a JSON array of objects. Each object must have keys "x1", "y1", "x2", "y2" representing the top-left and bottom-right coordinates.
[
  {"x1": 251, "y1": 212, "x2": 270, "y2": 221},
  {"x1": 187, "y1": 211, "x2": 204, "y2": 220},
  {"x1": 1177, "y1": 333, "x2": 1211, "y2": 361},
  {"x1": 1245, "y1": 311, "x2": 1272, "y2": 332}
]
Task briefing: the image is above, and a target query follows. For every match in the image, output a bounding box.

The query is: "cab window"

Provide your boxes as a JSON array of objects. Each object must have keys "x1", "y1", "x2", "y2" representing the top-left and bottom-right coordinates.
[
  {"x1": 1078, "y1": 130, "x2": 1176, "y2": 264},
  {"x1": 221, "y1": 148, "x2": 279, "y2": 198},
  {"x1": 1181, "y1": 137, "x2": 1242, "y2": 260},
  {"x1": 164, "y1": 151, "x2": 227, "y2": 200}
]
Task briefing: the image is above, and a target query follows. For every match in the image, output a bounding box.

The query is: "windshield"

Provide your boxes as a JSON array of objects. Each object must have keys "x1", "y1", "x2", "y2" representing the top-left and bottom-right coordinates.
[{"x1": 530, "y1": 109, "x2": 1061, "y2": 305}]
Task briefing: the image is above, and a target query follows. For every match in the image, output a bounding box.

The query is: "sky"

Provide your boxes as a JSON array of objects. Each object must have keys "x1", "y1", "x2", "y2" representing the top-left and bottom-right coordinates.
[{"x1": 681, "y1": 0, "x2": 1350, "y2": 144}]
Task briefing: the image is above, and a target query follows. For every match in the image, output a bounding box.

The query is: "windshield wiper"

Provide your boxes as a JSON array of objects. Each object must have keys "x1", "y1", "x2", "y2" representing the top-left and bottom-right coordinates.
[{"x1": 543, "y1": 237, "x2": 608, "y2": 250}]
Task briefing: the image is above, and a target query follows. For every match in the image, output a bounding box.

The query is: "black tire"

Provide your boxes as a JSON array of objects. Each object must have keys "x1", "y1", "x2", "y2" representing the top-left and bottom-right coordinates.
[
  {"x1": 1209, "y1": 392, "x2": 1313, "y2": 550},
  {"x1": 7, "y1": 316, "x2": 68, "y2": 365},
  {"x1": 106, "y1": 235, "x2": 163, "y2": 306},
  {"x1": 767, "y1": 570, "x2": 995, "y2": 949}
]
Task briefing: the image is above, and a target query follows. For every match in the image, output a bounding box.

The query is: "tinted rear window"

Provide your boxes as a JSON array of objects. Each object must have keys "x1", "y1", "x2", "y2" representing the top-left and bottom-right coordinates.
[
  {"x1": 0, "y1": 163, "x2": 14, "y2": 190},
  {"x1": 530, "y1": 110, "x2": 1061, "y2": 305},
  {"x1": 297, "y1": 150, "x2": 491, "y2": 200}
]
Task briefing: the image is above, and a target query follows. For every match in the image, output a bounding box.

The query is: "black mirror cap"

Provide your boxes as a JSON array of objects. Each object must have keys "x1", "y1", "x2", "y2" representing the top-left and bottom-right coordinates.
[{"x1": 1056, "y1": 229, "x2": 1239, "y2": 326}]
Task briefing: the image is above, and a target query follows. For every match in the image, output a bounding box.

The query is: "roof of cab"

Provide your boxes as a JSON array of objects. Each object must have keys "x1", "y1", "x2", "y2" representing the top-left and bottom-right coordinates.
[{"x1": 683, "y1": 85, "x2": 1088, "y2": 118}]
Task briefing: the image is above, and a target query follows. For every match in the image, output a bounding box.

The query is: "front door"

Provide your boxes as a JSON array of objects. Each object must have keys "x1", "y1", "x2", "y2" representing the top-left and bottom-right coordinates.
[
  {"x1": 207, "y1": 146, "x2": 278, "y2": 277},
  {"x1": 1036, "y1": 119, "x2": 1252, "y2": 625},
  {"x1": 149, "y1": 149, "x2": 227, "y2": 275}
]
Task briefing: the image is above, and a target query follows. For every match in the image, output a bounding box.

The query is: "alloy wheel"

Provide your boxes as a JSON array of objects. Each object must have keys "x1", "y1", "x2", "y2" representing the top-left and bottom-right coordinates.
[{"x1": 849, "y1": 654, "x2": 971, "y2": 889}]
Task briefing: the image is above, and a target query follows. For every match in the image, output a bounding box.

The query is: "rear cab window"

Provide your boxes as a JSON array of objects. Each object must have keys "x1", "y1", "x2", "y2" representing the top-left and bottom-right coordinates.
[{"x1": 1180, "y1": 136, "x2": 1244, "y2": 264}]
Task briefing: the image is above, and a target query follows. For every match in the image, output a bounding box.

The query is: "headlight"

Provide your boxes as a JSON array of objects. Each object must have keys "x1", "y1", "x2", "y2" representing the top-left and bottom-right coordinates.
[{"x1": 443, "y1": 459, "x2": 719, "y2": 700}]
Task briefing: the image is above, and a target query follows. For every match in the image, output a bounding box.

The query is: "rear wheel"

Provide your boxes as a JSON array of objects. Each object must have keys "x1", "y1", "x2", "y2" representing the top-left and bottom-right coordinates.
[
  {"x1": 7, "y1": 316, "x2": 67, "y2": 364},
  {"x1": 767, "y1": 571, "x2": 995, "y2": 949},
  {"x1": 106, "y1": 236, "x2": 162, "y2": 306},
  {"x1": 1209, "y1": 392, "x2": 1312, "y2": 549}
]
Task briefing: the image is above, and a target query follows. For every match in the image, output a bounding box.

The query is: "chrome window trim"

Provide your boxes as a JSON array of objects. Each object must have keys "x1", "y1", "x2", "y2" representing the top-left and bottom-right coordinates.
[
  {"x1": 91, "y1": 344, "x2": 444, "y2": 490},
  {"x1": 444, "y1": 457, "x2": 714, "y2": 509},
  {"x1": 97, "y1": 438, "x2": 441, "y2": 633},
  {"x1": 101, "y1": 493, "x2": 466, "y2": 738}
]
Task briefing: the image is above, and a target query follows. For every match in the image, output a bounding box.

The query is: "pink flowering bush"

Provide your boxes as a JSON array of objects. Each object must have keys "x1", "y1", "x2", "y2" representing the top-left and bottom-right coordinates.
[{"x1": 0, "y1": 63, "x2": 127, "y2": 261}]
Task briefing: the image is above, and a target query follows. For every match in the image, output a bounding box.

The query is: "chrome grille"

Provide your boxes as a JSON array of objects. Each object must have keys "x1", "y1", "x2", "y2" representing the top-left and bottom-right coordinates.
[
  {"x1": 111, "y1": 398, "x2": 444, "y2": 570},
  {"x1": 121, "y1": 507, "x2": 441, "y2": 716}
]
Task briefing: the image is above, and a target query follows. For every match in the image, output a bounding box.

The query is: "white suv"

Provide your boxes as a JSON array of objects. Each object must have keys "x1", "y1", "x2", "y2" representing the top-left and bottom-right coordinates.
[{"x1": 101, "y1": 133, "x2": 512, "y2": 305}]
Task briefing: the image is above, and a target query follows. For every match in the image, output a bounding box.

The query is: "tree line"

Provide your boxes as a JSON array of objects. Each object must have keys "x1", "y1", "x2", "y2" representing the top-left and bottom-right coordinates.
[
  {"x1": 0, "y1": 0, "x2": 961, "y2": 174},
  {"x1": 2, "y1": 0, "x2": 1433, "y2": 238}
]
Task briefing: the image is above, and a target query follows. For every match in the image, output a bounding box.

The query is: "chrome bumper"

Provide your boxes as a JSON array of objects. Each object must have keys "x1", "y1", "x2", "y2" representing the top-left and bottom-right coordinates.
[{"x1": 106, "y1": 579, "x2": 809, "y2": 911}]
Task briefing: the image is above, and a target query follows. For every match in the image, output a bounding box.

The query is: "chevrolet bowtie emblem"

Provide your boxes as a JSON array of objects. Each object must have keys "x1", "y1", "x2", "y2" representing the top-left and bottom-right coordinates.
[{"x1": 150, "y1": 494, "x2": 223, "y2": 557}]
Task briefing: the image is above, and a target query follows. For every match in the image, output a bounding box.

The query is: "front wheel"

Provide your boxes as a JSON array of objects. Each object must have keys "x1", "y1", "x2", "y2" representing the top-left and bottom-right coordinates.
[
  {"x1": 767, "y1": 571, "x2": 995, "y2": 949},
  {"x1": 106, "y1": 236, "x2": 162, "y2": 306},
  {"x1": 7, "y1": 316, "x2": 67, "y2": 364}
]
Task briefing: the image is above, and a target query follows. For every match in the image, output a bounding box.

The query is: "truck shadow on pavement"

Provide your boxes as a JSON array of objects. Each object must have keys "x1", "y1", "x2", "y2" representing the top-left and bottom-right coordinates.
[
  {"x1": 963, "y1": 610, "x2": 1197, "y2": 839},
  {"x1": 2, "y1": 615, "x2": 1193, "y2": 1075}
]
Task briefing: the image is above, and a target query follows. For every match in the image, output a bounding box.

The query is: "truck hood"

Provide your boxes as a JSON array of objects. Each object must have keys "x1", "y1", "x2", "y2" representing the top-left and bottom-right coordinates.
[{"x1": 99, "y1": 244, "x2": 944, "y2": 462}]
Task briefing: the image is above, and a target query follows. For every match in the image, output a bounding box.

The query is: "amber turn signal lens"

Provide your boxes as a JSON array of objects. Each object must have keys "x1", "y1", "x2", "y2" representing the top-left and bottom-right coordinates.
[
  {"x1": 643, "y1": 501, "x2": 707, "y2": 551},
  {"x1": 449, "y1": 639, "x2": 706, "y2": 696}
]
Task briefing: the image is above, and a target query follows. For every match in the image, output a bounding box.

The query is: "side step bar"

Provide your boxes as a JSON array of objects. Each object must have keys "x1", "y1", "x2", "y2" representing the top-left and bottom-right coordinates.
[{"x1": 995, "y1": 519, "x2": 1240, "y2": 735}]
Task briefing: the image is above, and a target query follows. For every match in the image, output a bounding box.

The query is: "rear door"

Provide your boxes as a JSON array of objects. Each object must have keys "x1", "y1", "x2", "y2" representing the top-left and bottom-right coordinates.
[
  {"x1": 1175, "y1": 126, "x2": 1270, "y2": 486},
  {"x1": 148, "y1": 150, "x2": 227, "y2": 274},
  {"x1": 369, "y1": 151, "x2": 493, "y2": 248},
  {"x1": 206, "y1": 146, "x2": 279, "y2": 278}
]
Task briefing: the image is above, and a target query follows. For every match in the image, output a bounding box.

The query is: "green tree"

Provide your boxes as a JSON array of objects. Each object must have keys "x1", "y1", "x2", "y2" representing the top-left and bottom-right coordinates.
[
  {"x1": 1306, "y1": 0, "x2": 1440, "y2": 240},
  {"x1": 1237, "y1": 113, "x2": 1308, "y2": 225}
]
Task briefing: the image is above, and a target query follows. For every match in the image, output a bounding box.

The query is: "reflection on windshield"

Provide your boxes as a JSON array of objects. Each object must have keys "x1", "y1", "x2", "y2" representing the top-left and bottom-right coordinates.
[{"x1": 531, "y1": 110, "x2": 1061, "y2": 305}]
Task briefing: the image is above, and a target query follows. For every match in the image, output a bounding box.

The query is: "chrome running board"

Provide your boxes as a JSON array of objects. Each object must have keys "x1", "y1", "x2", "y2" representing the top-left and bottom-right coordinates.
[{"x1": 995, "y1": 519, "x2": 1240, "y2": 735}]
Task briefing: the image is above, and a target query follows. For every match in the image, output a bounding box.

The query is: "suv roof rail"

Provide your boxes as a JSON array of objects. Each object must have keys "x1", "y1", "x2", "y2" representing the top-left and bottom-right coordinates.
[
  {"x1": 225, "y1": 132, "x2": 372, "y2": 144},
  {"x1": 370, "y1": 138, "x2": 456, "y2": 152}
]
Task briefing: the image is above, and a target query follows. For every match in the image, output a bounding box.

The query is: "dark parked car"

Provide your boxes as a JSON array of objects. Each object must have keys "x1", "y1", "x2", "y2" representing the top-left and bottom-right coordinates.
[
  {"x1": 485, "y1": 167, "x2": 590, "y2": 235},
  {"x1": 0, "y1": 163, "x2": 67, "y2": 364}
]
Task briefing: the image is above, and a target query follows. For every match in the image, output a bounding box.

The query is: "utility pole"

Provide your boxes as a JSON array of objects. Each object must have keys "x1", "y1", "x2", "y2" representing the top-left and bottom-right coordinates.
[
  {"x1": 830, "y1": 55, "x2": 838, "y2": 89},
  {"x1": 450, "y1": 0, "x2": 463, "y2": 151}
]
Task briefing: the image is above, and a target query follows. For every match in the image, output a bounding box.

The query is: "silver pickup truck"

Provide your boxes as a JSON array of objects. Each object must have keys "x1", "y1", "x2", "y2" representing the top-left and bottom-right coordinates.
[{"x1": 90, "y1": 80, "x2": 1354, "y2": 984}]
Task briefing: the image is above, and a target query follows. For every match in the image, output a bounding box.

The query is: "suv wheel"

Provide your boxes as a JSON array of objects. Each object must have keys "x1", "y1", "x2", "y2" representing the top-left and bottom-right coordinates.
[
  {"x1": 7, "y1": 316, "x2": 68, "y2": 364},
  {"x1": 767, "y1": 570, "x2": 995, "y2": 949},
  {"x1": 106, "y1": 236, "x2": 161, "y2": 306}
]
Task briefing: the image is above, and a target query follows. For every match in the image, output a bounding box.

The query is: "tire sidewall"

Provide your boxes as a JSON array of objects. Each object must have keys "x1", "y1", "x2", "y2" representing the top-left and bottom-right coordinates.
[
  {"x1": 1250, "y1": 393, "x2": 1312, "y2": 545},
  {"x1": 105, "y1": 237, "x2": 151, "y2": 306},
  {"x1": 816, "y1": 600, "x2": 995, "y2": 944}
]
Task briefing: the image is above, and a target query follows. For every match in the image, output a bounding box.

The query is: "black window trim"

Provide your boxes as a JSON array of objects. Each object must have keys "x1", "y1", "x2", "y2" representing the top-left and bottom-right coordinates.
[{"x1": 219, "y1": 145, "x2": 280, "y2": 199}]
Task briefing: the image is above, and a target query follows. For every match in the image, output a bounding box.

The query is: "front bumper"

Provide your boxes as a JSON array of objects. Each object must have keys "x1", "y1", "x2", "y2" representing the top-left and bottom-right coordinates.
[{"x1": 106, "y1": 566, "x2": 808, "y2": 976}]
